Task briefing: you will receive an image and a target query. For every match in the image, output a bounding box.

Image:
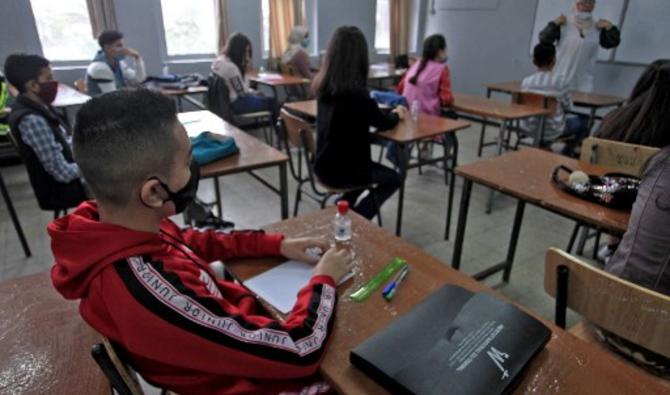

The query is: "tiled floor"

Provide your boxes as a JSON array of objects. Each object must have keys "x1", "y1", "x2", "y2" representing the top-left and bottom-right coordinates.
[{"x1": 0, "y1": 118, "x2": 585, "y2": 326}]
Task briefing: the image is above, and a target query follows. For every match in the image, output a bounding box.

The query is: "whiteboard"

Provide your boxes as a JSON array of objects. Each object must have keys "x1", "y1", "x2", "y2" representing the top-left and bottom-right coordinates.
[
  {"x1": 530, "y1": 0, "x2": 625, "y2": 61},
  {"x1": 614, "y1": 0, "x2": 670, "y2": 64}
]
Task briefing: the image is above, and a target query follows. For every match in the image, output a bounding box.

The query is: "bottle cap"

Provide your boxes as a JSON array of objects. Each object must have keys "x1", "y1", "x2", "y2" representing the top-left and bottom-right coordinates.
[{"x1": 337, "y1": 200, "x2": 349, "y2": 215}]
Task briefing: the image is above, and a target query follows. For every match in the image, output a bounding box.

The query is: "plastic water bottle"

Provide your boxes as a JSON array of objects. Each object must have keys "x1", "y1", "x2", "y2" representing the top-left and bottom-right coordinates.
[
  {"x1": 411, "y1": 100, "x2": 420, "y2": 122},
  {"x1": 334, "y1": 200, "x2": 352, "y2": 242}
]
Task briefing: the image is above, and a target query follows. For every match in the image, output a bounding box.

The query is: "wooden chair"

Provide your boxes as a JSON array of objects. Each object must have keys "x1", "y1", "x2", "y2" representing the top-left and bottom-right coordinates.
[
  {"x1": 568, "y1": 137, "x2": 661, "y2": 257},
  {"x1": 279, "y1": 108, "x2": 382, "y2": 225},
  {"x1": 278, "y1": 62, "x2": 306, "y2": 101},
  {"x1": 544, "y1": 248, "x2": 670, "y2": 384},
  {"x1": 92, "y1": 337, "x2": 174, "y2": 395},
  {"x1": 74, "y1": 79, "x2": 87, "y2": 94}
]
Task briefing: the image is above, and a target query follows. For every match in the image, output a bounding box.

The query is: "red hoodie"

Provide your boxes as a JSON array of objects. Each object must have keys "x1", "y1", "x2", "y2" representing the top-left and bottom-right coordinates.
[{"x1": 49, "y1": 201, "x2": 337, "y2": 395}]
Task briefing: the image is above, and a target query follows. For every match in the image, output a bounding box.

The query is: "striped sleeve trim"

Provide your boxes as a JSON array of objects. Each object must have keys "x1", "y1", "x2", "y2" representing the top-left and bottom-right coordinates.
[{"x1": 115, "y1": 256, "x2": 336, "y2": 365}]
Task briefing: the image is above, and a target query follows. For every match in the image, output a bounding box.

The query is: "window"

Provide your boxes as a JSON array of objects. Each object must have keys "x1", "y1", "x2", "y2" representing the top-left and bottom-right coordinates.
[
  {"x1": 30, "y1": 0, "x2": 99, "y2": 61},
  {"x1": 160, "y1": 1, "x2": 217, "y2": 57},
  {"x1": 375, "y1": 0, "x2": 390, "y2": 53},
  {"x1": 261, "y1": 0, "x2": 270, "y2": 59}
]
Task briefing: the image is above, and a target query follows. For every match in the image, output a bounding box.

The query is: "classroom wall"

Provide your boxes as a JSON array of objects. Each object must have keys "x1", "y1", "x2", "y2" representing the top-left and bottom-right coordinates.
[{"x1": 423, "y1": 0, "x2": 646, "y2": 97}]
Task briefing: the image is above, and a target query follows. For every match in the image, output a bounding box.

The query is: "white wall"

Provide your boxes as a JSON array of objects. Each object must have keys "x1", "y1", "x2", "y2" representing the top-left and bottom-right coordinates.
[{"x1": 423, "y1": 0, "x2": 646, "y2": 97}]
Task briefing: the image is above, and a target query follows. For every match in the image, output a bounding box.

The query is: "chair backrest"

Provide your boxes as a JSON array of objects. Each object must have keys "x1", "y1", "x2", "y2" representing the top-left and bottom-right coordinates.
[
  {"x1": 91, "y1": 337, "x2": 145, "y2": 395},
  {"x1": 205, "y1": 74, "x2": 235, "y2": 123},
  {"x1": 579, "y1": 137, "x2": 660, "y2": 176},
  {"x1": 278, "y1": 62, "x2": 296, "y2": 76},
  {"x1": 394, "y1": 54, "x2": 410, "y2": 69},
  {"x1": 544, "y1": 247, "x2": 670, "y2": 358},
  {"x1": 514, "y1": 91, "x2": 558, "y2": 114},
  {"x1": 74, "y1": 79, "x2": 87, "y2": 94},
  {"x1": 279, "y1": 108, "x2": 316, "y2": 155}
]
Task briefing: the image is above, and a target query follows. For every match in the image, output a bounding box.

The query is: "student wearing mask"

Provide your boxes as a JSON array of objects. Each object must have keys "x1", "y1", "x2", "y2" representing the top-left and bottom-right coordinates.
[
  {"x1": 539, "y1": 0, "x2": 620, "y2": 92},
  {"x1": 5, "y1": 54, "x2": 86, "y2": 210},
  {"x1": 281, "y1": 26, "x2": 312, "y2": 79},
  {"x1": 86, "y1": 30, "x2": 146, "y2": 95}
]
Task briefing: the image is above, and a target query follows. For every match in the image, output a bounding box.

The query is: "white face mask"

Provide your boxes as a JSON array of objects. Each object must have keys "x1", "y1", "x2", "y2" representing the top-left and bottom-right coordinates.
[{"x1": 575, "y1": 11, "x2": 592, "y2": 21}]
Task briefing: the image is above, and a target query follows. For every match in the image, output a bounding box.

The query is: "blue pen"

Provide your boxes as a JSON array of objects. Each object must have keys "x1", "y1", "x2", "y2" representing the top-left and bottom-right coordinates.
[
  {"x1": 381, "y1": 265, "x2": 406, "y2": 295},
  {"x1": 382, "y1": 266, "x2": 409, "y2": 301}
]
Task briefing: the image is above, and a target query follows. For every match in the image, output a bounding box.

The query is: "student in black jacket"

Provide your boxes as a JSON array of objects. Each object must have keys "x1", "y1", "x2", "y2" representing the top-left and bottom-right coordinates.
[{"x1": 313, "y1": 26, "x2": 407, "y2": 220}]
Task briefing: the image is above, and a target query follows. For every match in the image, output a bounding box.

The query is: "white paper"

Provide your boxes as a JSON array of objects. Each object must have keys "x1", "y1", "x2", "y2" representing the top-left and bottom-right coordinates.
[{"x1": 244, "y1": 260, "x2": 353, "y2": 315}]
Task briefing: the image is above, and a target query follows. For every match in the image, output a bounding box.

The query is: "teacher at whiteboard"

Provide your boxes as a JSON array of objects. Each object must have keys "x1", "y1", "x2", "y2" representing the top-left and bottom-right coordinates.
[{"x1": 539, "y1": 0, "x2": 621, "y2": 92}]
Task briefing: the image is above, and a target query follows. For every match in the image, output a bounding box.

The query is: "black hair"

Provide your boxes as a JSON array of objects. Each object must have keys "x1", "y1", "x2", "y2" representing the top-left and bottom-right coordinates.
[
  {"x1": 73, "y1": 89, "x2": 179, "y2": 205},
  {"x1": 410, "y1": 34, "x2": 446, "y2": 85},
  {"x1": 3, "y1": 54, "x2": 50, "y2": 93},
  {"x1": 533, "y1": 42, "x2": 556, "y2": 68},
  {"x1": 98, "y1": 30, "x2": 124, "y2": 48},
  {"x1": 596, "y1": 59, "x2": 670, "y2": 149},
  {"x1": 224, "y1": 33, "x2": 252, "y2": 78},
  {"x1": 314, "y1": 26, "x2": 369, "y2": 99}
]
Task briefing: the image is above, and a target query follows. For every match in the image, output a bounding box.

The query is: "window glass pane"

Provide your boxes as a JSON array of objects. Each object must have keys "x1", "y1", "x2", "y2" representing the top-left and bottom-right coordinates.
[
  {"x1": 261, "y1": 0, "x2": 270, "y2": 58},
  {"x1": 30, "y1": 0, "x2": 99, "y2": 61},
  {"x1": 375, "y1": 0, "x2": 390, "y2": 51},
  {"x1": 160, "y1": 0, "x2": 216, "y2": 56}
]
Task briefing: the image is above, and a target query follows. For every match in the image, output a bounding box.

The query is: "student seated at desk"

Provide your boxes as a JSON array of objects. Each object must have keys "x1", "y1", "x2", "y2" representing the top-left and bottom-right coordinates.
[
  {"x1": 281, "y1": 26, "x2": 313, "y2": 79},
  {"x1": 593, "y1": 59, "x2": 670, "y2": 262},
  {"x1": 596, "y1": 145, "x2": 670, "y2": 378},
  {"x1": 397, "y1": 33, "x2": 454, "y2": 159},
  {"x1": 86, "y1": 30, "x2": 146, "y2": 96},
  {"x1": 49, "y1": 89, "x2": 352, "y2": 395},
  {"x1": 520, "y1": 43, "x2": 589, "y2": 157},
  {"x1": 313, "y1": 26, "x2": 407, "y2": 220},
  {"x1": 4, "y1": 54, "x2": 87, "y2": 210},
  {"x1": 212, "y1": 33, "x2": 279, "y2": 122}
]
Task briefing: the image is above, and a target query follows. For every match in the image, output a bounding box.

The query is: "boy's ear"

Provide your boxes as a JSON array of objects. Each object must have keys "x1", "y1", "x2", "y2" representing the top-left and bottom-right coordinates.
[
  {"x1": 140, "y1": 179, "x2": 167, "y2": 208},
  {"x1": 25, "y1": 79, "x2": 40, "y2": 94}
]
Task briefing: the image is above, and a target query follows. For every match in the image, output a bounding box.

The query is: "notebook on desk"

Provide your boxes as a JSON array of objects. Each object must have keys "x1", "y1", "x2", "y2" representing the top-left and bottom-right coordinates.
[{"x1": 350, "y1": 285, "x2": 551, "y2": 395}]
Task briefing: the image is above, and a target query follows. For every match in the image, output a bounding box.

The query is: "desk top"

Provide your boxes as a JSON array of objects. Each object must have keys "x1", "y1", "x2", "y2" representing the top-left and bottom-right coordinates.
[
  {"x1": 0, "y1": 272, "x2": 109, "y2": 395},
  {"x1": 486, "y1": 81, "x2": 626, "y2": 108},
  {"x1": 159, "y1": 85, "x2": 208, "y2": 97},
  {"x1": 282, "y1": 100, "x2": 471, "y2": 143},
  {"x1": 178, "y1": 111, "x2": 288, "y2": 177},
  {"x1": 456, "y1": 148, "x2": 630, "y2": 234},
  {"x1": 453, "y1": 93, "x2": 550, "y2": 120},
  {"x1": 248, "y1": 72, "x2": 309, "y2": 87},
  {"x1": 368, "y1": 63, "x2": 407, "y2": 80},
  {"x1": 225, "y1": 208, "x2": 665, "y2": 395},
  {"x1": 53, "y1": 83, "x2": 91, "y2": 108}
]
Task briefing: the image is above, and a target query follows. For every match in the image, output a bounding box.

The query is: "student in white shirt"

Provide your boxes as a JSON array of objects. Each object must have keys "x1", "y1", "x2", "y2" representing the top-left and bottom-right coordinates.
[
  {"x1": 521, "y1": 43, "x2": 589, "y2": 157},
  {"x1": 86, "y1": 30, "x2": 146, "y2": 96},
  {"x1": 210, "y1": 33, "x2": 278, "y2": 121}
]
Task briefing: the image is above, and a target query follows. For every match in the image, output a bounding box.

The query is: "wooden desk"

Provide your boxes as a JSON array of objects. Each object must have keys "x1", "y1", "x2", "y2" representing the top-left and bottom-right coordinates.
[
  {"x1": 0, "y1": 272, "x2": 109, "y2": 394},
  {"x1": 485, "y1": 80, "x2": 625, "y2": 129},
  {"x1": 451, "y1": 148, "x2": 630, "y2": 282},
  {"x1": 452, "y1": 93, "x2": 551, "y2": 212},
  {"x1": 368, "y1": 63, "x2": 406, "y2": 80},
  {"x1": 247, "y1": 72, "x2": 309, "y2": 99},
  {"x1": 226, "y1": 208, "x2": 667, "y2": 395},
  {"x1": 53, "y1": 83, "x2": 91, "y2": 108},
  {"x1": 178, "y1": 111, "x2": 290, "y2": 219},
  {"x1": 159, "y1": 85, "x2": 208, "y2": 112},
  {"x1": 280, "y1": 100, "x2": 471, "y2": 236}
]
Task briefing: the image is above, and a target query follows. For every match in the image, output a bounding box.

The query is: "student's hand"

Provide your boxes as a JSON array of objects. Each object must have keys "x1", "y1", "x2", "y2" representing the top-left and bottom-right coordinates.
[
  {"x1": 596, "y1": 19, "x2": 613, "y2": 30},
  {"x1": 392, "y1": 105, "x2": 408, "y2": 120},
  {"x1": 554, "y1": 14, "x2": 567, "y2": 26},
  {"x1": 122, "y1": 47, "x2": 141, "y2": 59},
  {"x1": 313, "y1": 247, "x2": 354, "y2": 282},
  {"x1": 280, "y1": 237, "x2": 331, "y2": 264}
]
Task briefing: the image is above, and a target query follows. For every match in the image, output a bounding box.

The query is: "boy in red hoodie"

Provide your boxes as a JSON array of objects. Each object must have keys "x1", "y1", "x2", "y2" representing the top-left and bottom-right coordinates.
[{"x1": 49, "y1": 89, "x2": 352, "y2": 395}]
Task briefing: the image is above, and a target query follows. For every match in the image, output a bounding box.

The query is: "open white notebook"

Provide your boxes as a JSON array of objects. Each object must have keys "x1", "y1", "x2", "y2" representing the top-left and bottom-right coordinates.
[{"x1": 244, "y1": 260, "x2": 353, "y2": 314}]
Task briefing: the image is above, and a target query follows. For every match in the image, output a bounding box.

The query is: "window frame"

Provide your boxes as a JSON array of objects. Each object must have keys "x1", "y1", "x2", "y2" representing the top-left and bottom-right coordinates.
[{"x1": 156, "y1": 0, "x2": 218, "y2": 63}]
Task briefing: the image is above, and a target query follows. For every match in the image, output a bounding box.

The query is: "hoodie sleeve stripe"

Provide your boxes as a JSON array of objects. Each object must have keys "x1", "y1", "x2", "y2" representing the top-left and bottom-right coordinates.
[{"x1": 114, "y1": 256, "x2": 336, "y2": 366}]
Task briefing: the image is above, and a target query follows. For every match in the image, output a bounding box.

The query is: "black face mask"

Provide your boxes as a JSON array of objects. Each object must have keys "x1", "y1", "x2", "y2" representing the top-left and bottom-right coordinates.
[{"x1": 151, "y1": 161, "x2": 200, "y2": 214}]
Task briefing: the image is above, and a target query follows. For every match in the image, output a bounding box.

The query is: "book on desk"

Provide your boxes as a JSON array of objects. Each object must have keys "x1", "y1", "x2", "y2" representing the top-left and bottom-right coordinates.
[{"x1": 350, "y1": 285, "x2": 551, "y2": 395}]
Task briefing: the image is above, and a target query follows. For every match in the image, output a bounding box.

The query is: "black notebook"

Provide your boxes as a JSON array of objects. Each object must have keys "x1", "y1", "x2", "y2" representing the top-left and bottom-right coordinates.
[{"x1": 350, "y1": 285, "x2": 551, "y2": 395}]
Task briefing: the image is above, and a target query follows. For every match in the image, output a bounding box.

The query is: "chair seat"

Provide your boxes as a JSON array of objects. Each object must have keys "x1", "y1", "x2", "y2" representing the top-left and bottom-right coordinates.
[{"x1": 315, "y1": 177, "x2": 370, "y2": 194}]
